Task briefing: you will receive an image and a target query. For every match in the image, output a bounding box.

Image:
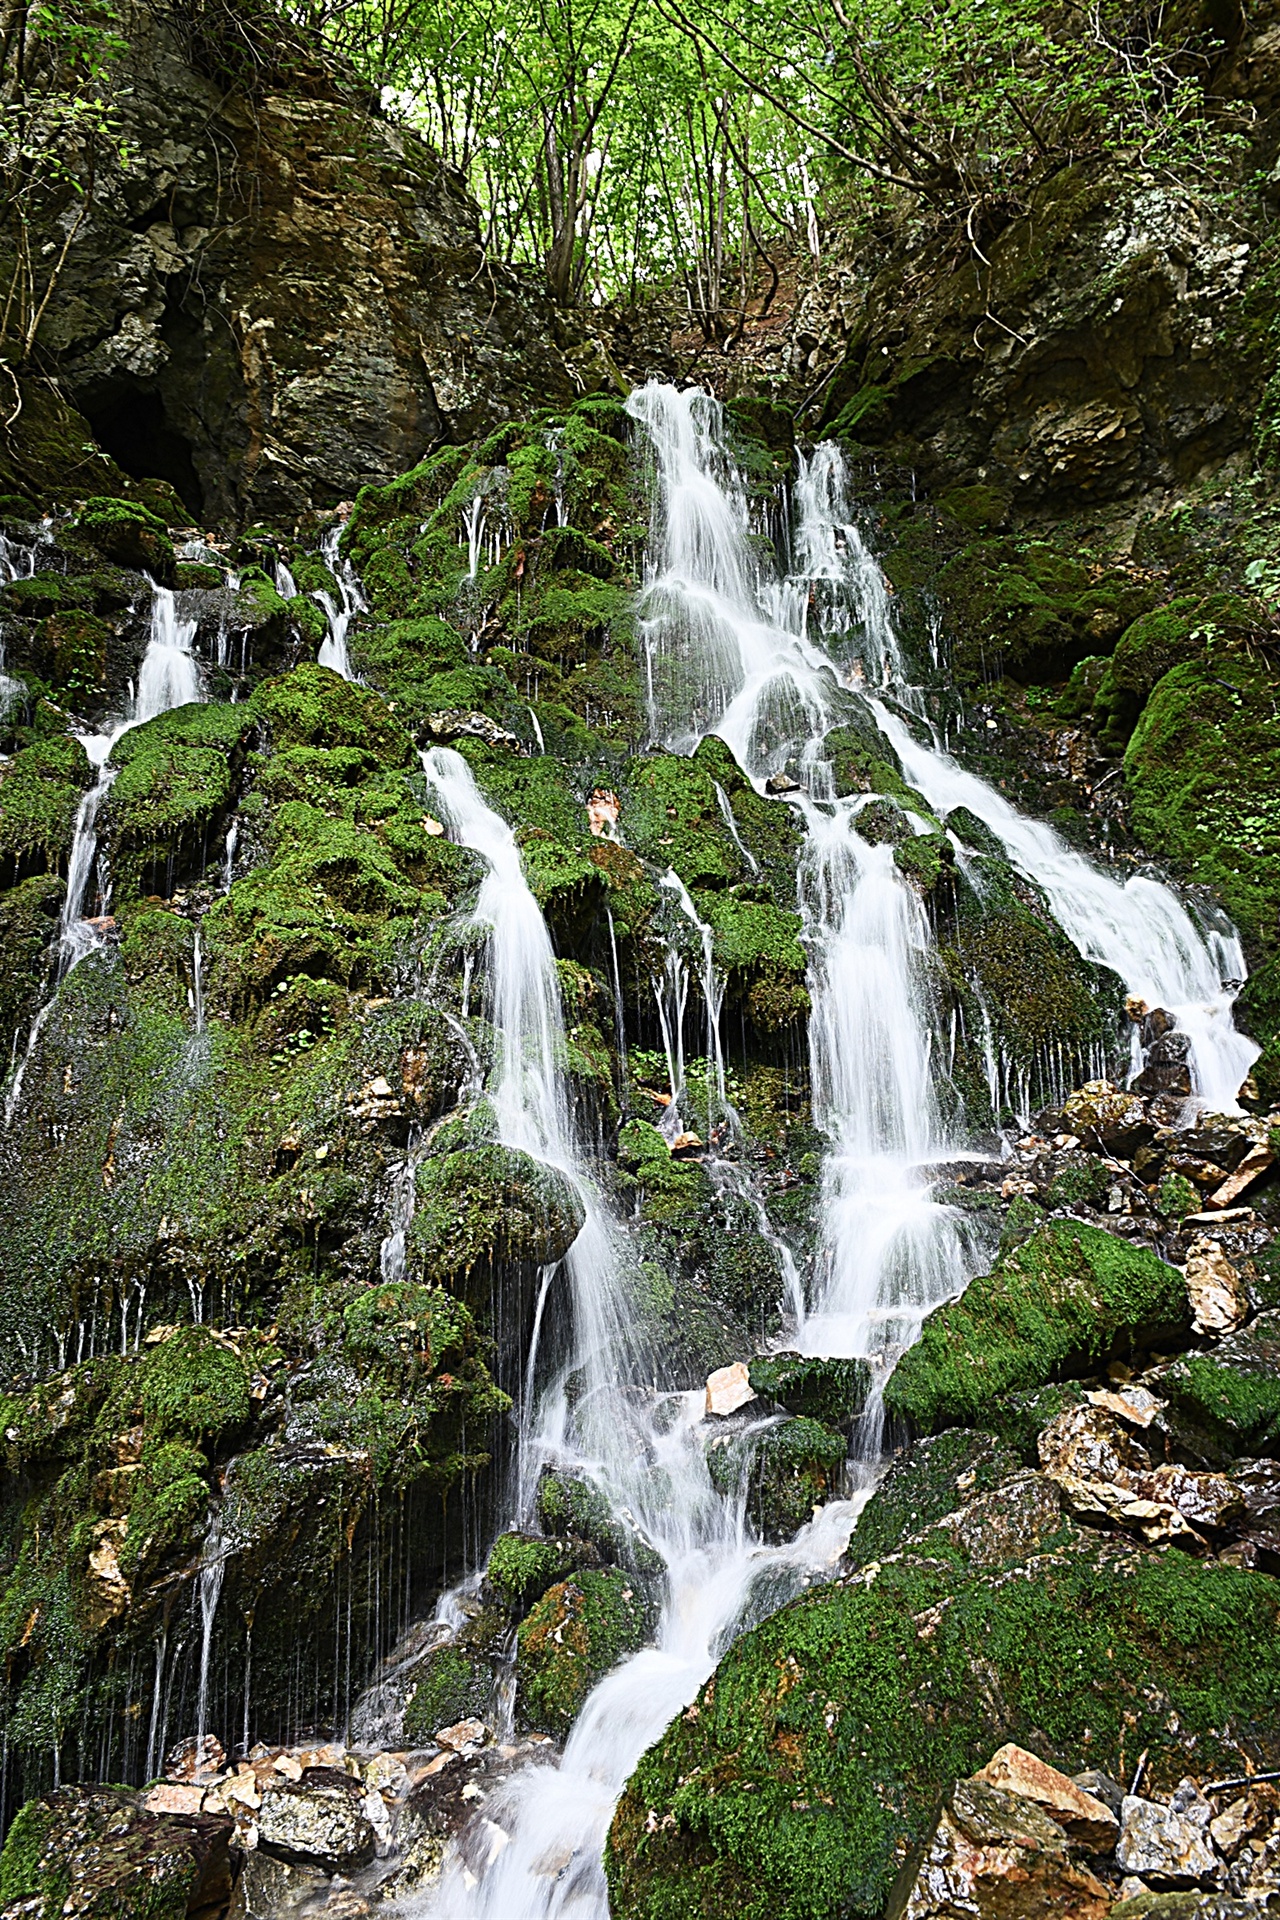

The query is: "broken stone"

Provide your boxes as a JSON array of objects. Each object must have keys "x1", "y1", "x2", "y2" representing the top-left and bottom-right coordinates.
[
  {"x1": 435, "y1": 1718, "x2": 489, "y2": 1752},
  {"x1": 587, "y1": 789, "x2": 620, "y2": 837},
  {"x1": 974, "y1": 1743, "x2": 1119, "y2": 1848},
  {"x1": 142, "y1": 1781, "x2": 205, "y2": 1816},
  {"x1": 705, "y1": 1361, "x2": 757, "y2": 1418},
  {"x1": 1062, "y1": 1081, "x2": 1153, "y2": 1154},
  {"x1": 938, "y1": 1474, "x2": 1065, "y2": 1569},
  {"x1": 1145, "y1": 1464, "x2": 1245, "y2": 1533},
  {"x1": 257, "y1": 1776, "x2": 376, "y2": 1874},
  {"x1": 1183, "y1": 1239, "x2": 1248, "y2": 1334},
  {"x1": 764, "y1": 771, "x2": 800, "y2": 794},
  {"x1": 1207, "y1": 1142, "x2": 1274, "y2": 1209},
  {"x1": 1085, "y1": 1385, "x2": 1163, "y2": 1428},
  {"x1": 423, "y1": 710, "x2": 520, "y2": 751},
  {"x1": 1073, "y1": 1769, "x2": 1125, "y2": 1818},
  {"x1": 1115, "y1": 1793, "x2": 1219, "y2": 1886},
  {"x1": 891, "y1": 1778, "x2": 1110, "y2": 1918},
  {"x1": 166, "y1": 1733, "x2": 227, "y2": 1782}
]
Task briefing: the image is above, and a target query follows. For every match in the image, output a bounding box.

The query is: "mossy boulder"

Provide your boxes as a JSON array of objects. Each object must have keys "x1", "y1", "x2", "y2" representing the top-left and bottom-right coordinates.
[
  {"x1": 747, "y1": 1353, "x2": 872, "y2": 1427},
  {"x1": 0, "y1": 1784, "x2": 235, "y2": 1918},
  {"x1": 485, "y1": 1530, "x2": 579, "y2": 1611},
  {"x1": 403, "y1": 1640, "x2": 496, "y2": 1744},
  {"x1": 73, "y1": 498, "x2": 176, "y2": 583},
  {"x1": 517, "y1": 1567, "x2": 652, "y2": 1735},
  {"x1": 536, "y1": 1469, "x2": 665, "y2": 1578},
  {"x1": 0, "y1": 734, "x2": 93, "y2": 880},
  {"x1": 411, "y1": 1143, "x2": 584, "y2": 1278},
  {"x1": 708, "y1": 1416, "x2": 847, "y2": 1543},
  {"x1": 607, "y1": 1535, "x2": 1280, "y2": 1920},
  {"x1": 1093, "y1": 596, "x2": 1229, "y2": 749},
  {"x1": 883, "y1": 1222, "x2": 1188, "y2": 1433},
  {"x1": 32, "y1": 609, "x2": 114, "y2": 706},
  {"x1": 106, "y1": 702, "x2": 255, "y2": 898},
  {"x1": 1153, "y1": 1311, "x2": 1280, "y2": 1462},
  {"x1": 1125, "y1": 654, "x2": 1280, "y2": 965},
  {"x1": 845, "y1": 1430, "x2": 1023, "y2": 1569}
]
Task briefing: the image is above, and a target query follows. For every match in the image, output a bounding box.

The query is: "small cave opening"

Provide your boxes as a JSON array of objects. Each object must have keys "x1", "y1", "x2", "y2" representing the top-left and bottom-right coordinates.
[{"x1": 84, "y1": 387, "x2": 205, "y2": 521}]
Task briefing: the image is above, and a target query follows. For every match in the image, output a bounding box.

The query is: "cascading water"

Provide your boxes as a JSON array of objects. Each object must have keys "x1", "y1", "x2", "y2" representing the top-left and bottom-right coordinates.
[
  {"x1": 413, "y1": 752, "x2": 866, "y2": 1918},
  {"x1": 316, "y1": 523, "x2": 364, "y2": 679},
  {"x1": 406, "y1": 381, "x2": 1258, "y2": 1917},
  {"x1": 5, "y1": 580, "x2": 207, "y2": 1122}
]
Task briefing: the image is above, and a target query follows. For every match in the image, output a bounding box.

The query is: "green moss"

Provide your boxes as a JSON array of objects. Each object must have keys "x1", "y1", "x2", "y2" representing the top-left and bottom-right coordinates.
[
  {"x1": 343, "y1": 1280, "x2": 473, "y2": 1377},
  {"x1": 138, "y1": 1327, "x2": 251, "y2": 1446},
  {"x1": 0, "y1": 872, "x2": 62, "y2": 1047},
  {"x1": 74, "y1": 497, "x2": 176, "y2": 579},
  {"x1": 892, "y1": 830, "x2": 953, "y2": 895},
  {"x1": 174, "y1": 561, "x2": 223, "y2": 591},
  {"x1": 1158, "y1": 1314, "x2": 1280, "y2": 1456},
  {"x1": 747, "y1": 1354, "x2": 871, "y2": 1426},
  {"x1": 0, "y1": 1798, "x2": 54, "y2": 1905},
  {"x1": 518, "y1": 1568, "x2": 651, "y2": 1735},
  {"x1": 1156, "y1": 1171, "x2": 1200, "y2": 1221},
  {"x1": 883, "y1": 1222, "x2": 1187, "y2": 1432},
  {"x1": 1125, "y1": 654, "x2": 1280, "y2": 958},
  {"x1": 486, "y1": 1531, "x2": 577, "y2": 1609},
  {"x1": 607, "y1": 1541, "x2": 1280, "y2": 1920},
  {"x1": 0, "y1": 734, "x2": 93, "y2": 874},
  {"x1": 106, "y1": 702, "x2": 254, "y2": 898},
  {"x1": 404, "y1": 1642, "x2": 494, "y2": 1742},
  {"x1": 848, "y1": 1430, "x2": 1023, "y2": 1567},
  {"x1": 709, "y1": 1417, "x2": 847, "y2": 1543},
  {"x1": 250, "y1": 663, "x2": 416, "y2": 765},
  {"x1": 33, "y1": 611, "x2": 112, "y2": 704},
  {"x1": 410, "y1": 1143, "x2": 585, "y2": 1284}
]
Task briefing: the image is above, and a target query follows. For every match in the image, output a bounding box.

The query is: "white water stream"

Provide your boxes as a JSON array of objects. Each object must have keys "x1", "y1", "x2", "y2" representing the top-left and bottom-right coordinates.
[
  {"x1": 5, "y1": 583, "x2": 205, "y2": 1121},
  {"x1": 316, "y1": 523, "x2": 364, "y2": 679},
  {"x1": 405, "y1": 382, "x2": 1257, "y2": 1916}
]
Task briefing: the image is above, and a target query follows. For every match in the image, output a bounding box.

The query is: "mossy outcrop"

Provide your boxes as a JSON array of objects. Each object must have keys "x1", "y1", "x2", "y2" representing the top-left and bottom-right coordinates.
[
  {"x1": 883, "y1": 1223, "x2": 1188, "y2": 1433},
  {"x1": 517, "y1": 1567, "x2": 653, "y2": 1736},
  {"x1": 607, "y1": 1527, "x2": 1280, "y2": 1920}
]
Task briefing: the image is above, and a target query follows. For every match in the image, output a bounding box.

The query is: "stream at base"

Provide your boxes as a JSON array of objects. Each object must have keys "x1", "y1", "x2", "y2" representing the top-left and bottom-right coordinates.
[{"x1": 405, "y1": 383, "x2": 1256, "y2": 1918}]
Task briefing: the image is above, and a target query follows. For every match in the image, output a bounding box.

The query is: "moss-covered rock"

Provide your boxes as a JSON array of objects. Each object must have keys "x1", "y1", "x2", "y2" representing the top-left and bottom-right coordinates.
[
  {"x1": 708, "y1": 1416, "x2": 847, "y2": 1543},
  {"x1": 410, "y1": 1143, "x2": 585, "y2": 1288},
  {"x1": 0, "y1": 734, "x2": 93, "y2": 881},
  {"x1": 607, "y1": 1534, "x2": 1280, "y2": 1920},
  {"x1": 846, "y1": 1429, "x2": 1024, "y2": 1569},
  {"x1": 485, "y1": 1530, "x2": 579, "y2": 1611},
  {"x1": 403, "y1": 1639, "x2": 496, "y2": 1743},
  {"x1": 1153, "y1": 1311, "x2": 1280, "y2": 1462},
  {"x1": 747, "y1": 1353, "x2": 871, "y2": 1427},
  {"x1": 517, "y1": 1567, "x2": 651, "y2": 1735},
  {"x1": 0, "y1": 1784, "x2": 235, "y2": 1918},
  {"x1": 883, "y1": 1222, "x2": 1188, "y2": 1433},
  {"x1": 73, "y1": 498, "x2": 176, "y2": 583},
  {"x1": 106, "y1": 702, "x2": 255, "y2": 898},
  {"x1": 1126, "y1": 653, "x2": 1280, "y2": 977}
]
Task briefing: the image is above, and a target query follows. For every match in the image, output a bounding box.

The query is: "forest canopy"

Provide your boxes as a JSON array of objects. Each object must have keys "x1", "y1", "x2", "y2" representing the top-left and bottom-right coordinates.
[{"x1": 0, "y1": 0, "x2": 1255, "y2": 365}]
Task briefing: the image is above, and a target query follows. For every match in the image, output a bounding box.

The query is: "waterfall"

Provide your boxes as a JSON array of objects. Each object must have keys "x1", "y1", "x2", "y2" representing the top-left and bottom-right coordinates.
[
  {"x1": 315, "y1": 524, "x2": 364, "y2": 679},
  {"x1": 873, "y1": 705, "x2": 1258, "y2": 1110},
  {"x1": 414, "y1": 751, "x2": 867, "y2": 1918},
  {"x1": 5, "y1": 580, "x2": 209, "y2": 1123}
]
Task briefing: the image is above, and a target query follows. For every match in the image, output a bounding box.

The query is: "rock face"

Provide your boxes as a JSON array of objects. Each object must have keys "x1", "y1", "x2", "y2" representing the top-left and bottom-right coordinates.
[
  {"x1": 0, "y1": 1785, "x2": 237, "y2": 1915},
  {"x1": 19, "y1": 0, "x2": 598, "y2": 523}
]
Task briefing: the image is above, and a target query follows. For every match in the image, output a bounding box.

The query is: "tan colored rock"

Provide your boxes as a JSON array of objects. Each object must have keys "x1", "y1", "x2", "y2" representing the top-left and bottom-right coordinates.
[
  {"x1": 974, "y1": 1744, "x2": 1120, "y2": 1849},
  {"x1": 1183, "y1": 1238, "x2": 1248, "y2": 1333},
  {"x1": 273, "y1": 1753, "x2": 304, "y2": 1781},
  {"x1": 435, "y1": 1718, "x2": 488, "y2": 1752},
  {"x1": 705, "y1": 1361, "x2": 757, "y2": 1418},
  {"x1": 890, "y1": 1779, "x2": 1111, "y2": 1919},
  {"x1": 587, "y1": 789, "x2": 621, "y2": 837},
  {"x1": 1207, "y1": 1143, "x2": 1274, "y2": 1211},
  {"x1": 143, "y1": 1782, "x2": 205, "y2": 1816},
  {"x1": 85, "y1": 1518, "x2": 130, "y2": 1627},
  {"x1": 1085, "y1": 1385, "x2": 1163, "y2": 1428}
]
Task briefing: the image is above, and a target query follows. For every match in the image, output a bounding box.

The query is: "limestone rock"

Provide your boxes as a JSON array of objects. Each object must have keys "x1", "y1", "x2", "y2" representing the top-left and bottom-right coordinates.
[
  {"x1": 935, "y1": 1471, "x2": 1066, "y2": 1569},
  {"x1": 888, "y1": 1778, "x2": 1111, "y2": 1918},
  {"x1": 1183, "y1": 1240, "x2": 1248, "y2": 1334},
  {"x1": 974, "y1": 1743, "x2": 1119, "y2": 1848},
  {"x1": 257, "y1": 1773, "x2": 377, "y2": 1873},
  {"x1": 1115, "y1": 1791, "x2": 1218, "y2": 1886},
  {"x1": 705, "y1": 1361, "x2": 756, "y2": 1417}
]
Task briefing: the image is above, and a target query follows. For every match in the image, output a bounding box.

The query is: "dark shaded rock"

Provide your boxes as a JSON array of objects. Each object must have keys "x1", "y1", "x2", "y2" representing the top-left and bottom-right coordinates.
[
  {"x1": 747, "y1": 1351, "x2": 872, "y2": 1425},
  {"x1": 25, "y1": 0, "x2": 598, "y2": 523},
  {"x1": 0, "y1": 1784, "x2": 236, "y2": 1916}
]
